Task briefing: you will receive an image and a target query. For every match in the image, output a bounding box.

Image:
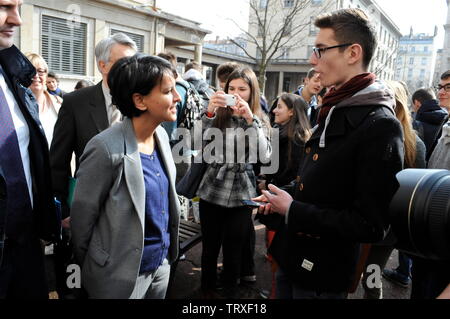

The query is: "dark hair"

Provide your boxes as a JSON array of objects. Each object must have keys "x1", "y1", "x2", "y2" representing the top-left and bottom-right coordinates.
[
  {"x1": 318, "y1": 87, "x2": 328, "y2": 98},
  {"x1": 412, "y1": 88, "x2": 436, "y2": 105},
  {"x1": 108, "y1": 54, "x2": 174, "y2": 118},
  {"x1": 279, "y1": 93, "x2": 312, "y2": 144},
  {"x1": 315, "y1": 8, "x2": 377, "y2": 69},
  {"x1": 74, "y1": 79, "x2": 94, "y2": 90},
  {"x1": 185, "y1": 61, "x2": 202, "y2": 73},
  {"x1": 306, "y1": 68, "x2": 317, "y2": 79},
  {"x1": 278, "y1": 93, "x2": 312, "y2": 169},
  {"x1": 441, "y1": 70, "x2": 450, "y2": 81},
  {"x1": 157, "y1": 51, "x2": 178, "y2": 78},
  {"x1": 217, "y1": 62, "x2": 242, "y2": 83},
  {"x1": 47, "y1": 71, "x2": 59, "y2": 82}
]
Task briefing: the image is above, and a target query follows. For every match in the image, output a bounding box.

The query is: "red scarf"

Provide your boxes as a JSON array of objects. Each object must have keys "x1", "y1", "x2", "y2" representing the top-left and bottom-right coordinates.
[{"x1": 318, "y1": 73, "x2": 376, "y2": 124}]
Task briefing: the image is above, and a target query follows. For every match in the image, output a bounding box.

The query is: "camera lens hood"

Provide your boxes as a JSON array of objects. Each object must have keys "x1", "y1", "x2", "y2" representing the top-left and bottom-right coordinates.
[{"x1": 389, "y1": 169, "x2": 450, "y2": 260}]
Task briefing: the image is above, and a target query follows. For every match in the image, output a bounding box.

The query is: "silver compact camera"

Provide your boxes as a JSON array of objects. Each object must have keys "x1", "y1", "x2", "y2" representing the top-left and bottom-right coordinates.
[{"x1": 224, "y1": 94, "x2": 236, "y2": 106}]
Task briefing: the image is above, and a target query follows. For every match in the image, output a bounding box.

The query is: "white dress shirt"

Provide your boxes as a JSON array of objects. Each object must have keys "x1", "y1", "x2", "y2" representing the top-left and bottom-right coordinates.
[{"x1": 102, "y1": 82, "x2": 121, "y2": 126}]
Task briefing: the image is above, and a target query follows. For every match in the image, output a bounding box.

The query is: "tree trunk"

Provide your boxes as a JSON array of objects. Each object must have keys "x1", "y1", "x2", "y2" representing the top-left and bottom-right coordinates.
[{"x1": 258, "y1": 62, "x2": 267, "y2": 96}]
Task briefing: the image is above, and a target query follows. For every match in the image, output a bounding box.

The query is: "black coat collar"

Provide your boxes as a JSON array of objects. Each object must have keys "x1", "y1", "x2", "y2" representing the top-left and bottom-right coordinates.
[
  {"x1": 89, "y1": 81, "x2": 109, "y2": 132},
  {"x1": 309, "y1": 105, "x2": 378, "y2": 142},
  {"x1": 0, "y1": 45, "x2": 36, "y2": 88}
]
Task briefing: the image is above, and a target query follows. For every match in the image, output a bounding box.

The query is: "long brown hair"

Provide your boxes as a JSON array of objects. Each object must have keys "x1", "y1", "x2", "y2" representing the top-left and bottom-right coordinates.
[
  {"x1": 278, "y1": 93, "x2": 312, "y2": 168},
  {"x1": 213, "y1": 67, "x2": 266, "y2": 130},
  {"x1": 278, "y1": 93, "x2": 312, "y2": 143},
  {"x1": 386, "y1": 81, "x2": 417, "y2": 168}
]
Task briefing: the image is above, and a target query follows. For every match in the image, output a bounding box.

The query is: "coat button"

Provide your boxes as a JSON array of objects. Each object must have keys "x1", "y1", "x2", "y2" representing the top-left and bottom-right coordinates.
[
  {"x1": 305, "y1": 147, "x2": 311, "y2": 154},
  {"x1": 313, "y1": 154, "x2": 319, "y2": 161},
  {"x1": 299, "y1": 183, "x2": 304, "y2": 191}
]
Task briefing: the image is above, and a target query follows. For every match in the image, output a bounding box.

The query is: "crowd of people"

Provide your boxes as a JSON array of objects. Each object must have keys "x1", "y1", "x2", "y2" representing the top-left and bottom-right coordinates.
[{"x1": 1, "y1": 1, "x2": 450, "y2": 300}]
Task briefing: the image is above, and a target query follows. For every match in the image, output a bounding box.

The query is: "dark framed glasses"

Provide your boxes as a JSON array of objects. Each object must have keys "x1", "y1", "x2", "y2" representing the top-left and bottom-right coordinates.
[
  {"x1": 435, "y1": 84, "x2": 450, "y2": 93},
  {"x1": 312, "y1": 43, "x2": 353, "y2": 59},
  {"x1": 36, "y1": 68, "x2": 47, "y2": 76}
]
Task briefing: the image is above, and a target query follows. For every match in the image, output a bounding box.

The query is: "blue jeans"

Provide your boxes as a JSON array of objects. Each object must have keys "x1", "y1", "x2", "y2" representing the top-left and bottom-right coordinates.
[
  {"x1": 396, "y1": 251, "x2": 412, "y2": 281},
  {"x1": 275, "y1": 268, "x2": 347, "y2": 299}
]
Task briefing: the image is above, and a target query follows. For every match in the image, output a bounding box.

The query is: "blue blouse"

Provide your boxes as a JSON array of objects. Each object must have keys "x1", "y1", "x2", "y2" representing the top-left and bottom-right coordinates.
[{"x1": 139, "y1": 147, "x2": 170, "y2": 274}]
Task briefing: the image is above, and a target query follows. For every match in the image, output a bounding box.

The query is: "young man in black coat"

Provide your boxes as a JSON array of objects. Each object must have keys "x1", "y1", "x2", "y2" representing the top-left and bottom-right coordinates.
[
  {"x1": 0, "y1": 0, "x2": 59, "y2": 298},
  {"x1": 254, "y1": 8, "x2": 404, "y2": 299},
  {"x1": 412, "y1": 88, "x2": 448, "y2": 160}
]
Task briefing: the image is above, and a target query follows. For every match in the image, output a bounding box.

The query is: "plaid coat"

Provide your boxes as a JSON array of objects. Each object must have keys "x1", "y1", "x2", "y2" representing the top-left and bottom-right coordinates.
[{"x1": 196, "y1": 113, "x2": 271, "y2": 207}]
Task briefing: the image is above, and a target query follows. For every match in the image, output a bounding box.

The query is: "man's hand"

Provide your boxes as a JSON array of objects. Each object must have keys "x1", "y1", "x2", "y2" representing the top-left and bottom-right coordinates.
[{"x1": 253, "y1": 184, "x2": 293, "y2": 216}]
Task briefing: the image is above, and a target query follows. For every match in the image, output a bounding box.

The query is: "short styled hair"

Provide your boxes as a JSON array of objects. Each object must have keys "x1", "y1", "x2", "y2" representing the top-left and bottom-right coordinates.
[
  {"x1": 157, "y1": 51, "x2": 177, "y2": 68},
  {"x1": 314, "y1": 8, "x2": 377, "y2": 69},
  {"x1": 412, "y1": 88, "x2": 436, "y2": 104},
  {"x1": 95, "y1": 33, "x2": 138, "y2": 73},
  {"x1": 26, "y1": 53, "x2": 48, "y2": 73},
  {"x1": 47, "y1": 71, "x2": 59, "y2": 82},
  {"x1": 157, "y1": 51, "x2": 178, "y2": 78},
  {"x1": 107, "y1": 54, "x2": 173, "y2": 118},
  {"x1": 74, "y1": 79, "x2": 94, "y2": 90},
  {"x1": 217, "y1": 62, "x2": 242, "y2": 83},
  {"x1": 306, "y1": 68, "x2": 317, "y2": 79},
  {"x1": 441, "y1": 70, "x2": 450, "y2": 81},
  {"x1": 185, "y1": 61, "x2": 202, "y2": 73}
]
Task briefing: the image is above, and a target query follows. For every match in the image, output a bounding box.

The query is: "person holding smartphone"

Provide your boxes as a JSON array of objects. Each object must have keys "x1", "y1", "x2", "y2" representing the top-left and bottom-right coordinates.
[{"x1": 196, "y1": 67, "x2": 271, "y2": 298}]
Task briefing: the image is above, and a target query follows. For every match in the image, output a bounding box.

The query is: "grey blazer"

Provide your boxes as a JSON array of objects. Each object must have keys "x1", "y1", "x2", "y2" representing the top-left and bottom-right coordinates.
[{"x1": 71, "y1": 118, "x2": 180, "y2": 299}]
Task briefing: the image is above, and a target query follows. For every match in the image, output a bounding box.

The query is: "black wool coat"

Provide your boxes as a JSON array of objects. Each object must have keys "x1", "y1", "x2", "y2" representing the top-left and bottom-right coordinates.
[{"x1": 267, "y1": 100, "x2": 404, "y2": 293}]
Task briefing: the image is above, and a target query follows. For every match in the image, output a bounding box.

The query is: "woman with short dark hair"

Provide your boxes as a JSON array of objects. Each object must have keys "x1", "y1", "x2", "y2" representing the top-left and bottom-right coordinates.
[{"x1": 71, "y1": 55, "x2": 182, "y2": 299}]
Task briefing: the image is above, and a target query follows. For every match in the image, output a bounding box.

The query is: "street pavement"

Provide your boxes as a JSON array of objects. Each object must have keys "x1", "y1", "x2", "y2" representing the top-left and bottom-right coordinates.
[{"x1": 167, "y1": 213, "x2": 411, "y2": 300}]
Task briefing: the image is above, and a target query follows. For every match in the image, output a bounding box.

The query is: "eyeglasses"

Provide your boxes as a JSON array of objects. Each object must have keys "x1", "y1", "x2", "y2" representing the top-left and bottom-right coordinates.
[
  {"x1": 36, "y1": 68, "x2": 47, "y2": 76},
  {"x1": 435, "y1": 83, "x2": 450, "y2": 93},
  {"x1": 312, "y1": 43, "x2": 353, "y2": 59}
]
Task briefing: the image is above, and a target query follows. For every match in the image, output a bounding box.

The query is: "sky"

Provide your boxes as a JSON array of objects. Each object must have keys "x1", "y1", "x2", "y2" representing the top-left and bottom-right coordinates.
[
  {"x1": 375, "y1": 0, "x2": 447, "y2": 48},
  {"x1": 159, "y1": 0, "x2": 448, "y2": 49}
]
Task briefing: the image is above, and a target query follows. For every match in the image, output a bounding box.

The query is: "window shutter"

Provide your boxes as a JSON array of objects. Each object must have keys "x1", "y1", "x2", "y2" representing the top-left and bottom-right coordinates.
[{"x1": 41, "y1": 15, "x2": 87, "y2": 75}]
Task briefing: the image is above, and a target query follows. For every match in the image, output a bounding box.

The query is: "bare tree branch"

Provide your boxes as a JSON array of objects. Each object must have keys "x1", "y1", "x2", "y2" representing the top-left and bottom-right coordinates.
[
  {"x1": 229, "y1": 38, "x2": 256, "y2": 60},
  {"x1": 224, "y1": 0, "x2": 337, "y2": 92}
]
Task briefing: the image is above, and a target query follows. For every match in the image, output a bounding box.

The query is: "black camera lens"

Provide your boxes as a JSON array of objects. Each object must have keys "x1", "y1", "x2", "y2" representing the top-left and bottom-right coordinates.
[{"x1": 389, "y1": 169, "x2": 450, "y2": 260}]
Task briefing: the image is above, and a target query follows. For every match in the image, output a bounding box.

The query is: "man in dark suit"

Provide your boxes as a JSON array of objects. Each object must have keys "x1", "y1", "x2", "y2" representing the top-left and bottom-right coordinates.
[
  {"x1": 0, "y1": 0, "x2": 59, "y2": 299},
  {"x1": 50, "y1": 33, "x2": 137, "y2": 224}
]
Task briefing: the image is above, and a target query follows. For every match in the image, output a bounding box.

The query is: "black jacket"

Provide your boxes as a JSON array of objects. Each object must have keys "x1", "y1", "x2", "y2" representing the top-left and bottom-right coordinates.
[
  {"x1": 0, "y1": 46, "x2": 58, "y2": 298},
  {"x1": 413, "y1": 99, "x2": 448, "y2": 160},
  {"x1": 0, "y1": 46, "x2": 58, "y2": 243},
  {"x1": 264, "y1": 82, "x2": 404, "y2": 293},
  {"x1": 50, "y1": 82, "x2": 108, "y2": 218},
  {"x1": 264, "y1": 129, "x2": 304, "y2": 188}
]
